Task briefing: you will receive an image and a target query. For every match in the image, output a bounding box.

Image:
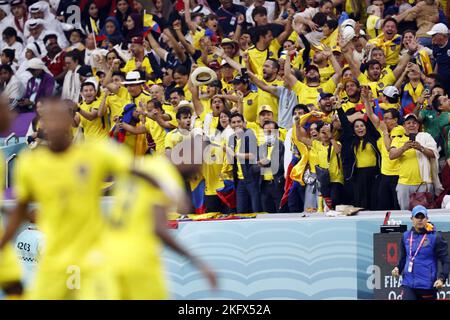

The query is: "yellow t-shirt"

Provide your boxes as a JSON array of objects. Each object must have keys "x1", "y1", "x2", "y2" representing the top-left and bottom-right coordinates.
[
  {"x1": 79, "y1": 99, "x2": 109, "y2": 143},
  {"x1": 106, "y1": 94, "x2": 127, "y2": 125},
  {"x1": 292, "y1": 78, "x2": 336, "y2": 109},
  {"x1": 14, "y1": 141, "x2": 133, "y2": 271},
  {"x1": 100, "y1": 155, "x2": 183, "y2": 275},
  {"x1": 125, "y1": 91, "x2": 152, "y2": 111},
  {"x1": 319, "y1": 64, "x2": 335, "y2": 84},
  {"x1": 144, "y1": 118, "x2": 166, "y2": 155},
  {"x1": 235, "y1": 138, "x2": 244, "y2": 180},
  {"x1": 121, "y1": 56, "x2": 153, "y2": 76},
  {"x1": 164, "y1": 128, "x2": 189, "y2": 151},
  {"x1": 312, "y1": 140, "x2": 343, "y2": 184},
  {"x1": 357, "y1": 68, "x2": 396, "y2": 98},
  {"x1": 341, "y1": 99, "x2": 363, "y2": 112},
  {"x1": 377, "y1": 129, "x2": 400, "y2": 176},
  {"x1": 242, "y1": 91, "x2": 259, "y2": 123},
  {"x1": 202, "y1": 142, "x2": 225, "y2": 196},
  {"x1": 262, "y1": 146, "x2": 274, "y2": 181},
  {"x1": 367, "y1": 15, "x2": 382, "y2": 39},
  {"x1": 355, "y1": 140, "x2": 377, "y2": 168},
  {"x1": 258, "y1": 77, "x2": 283, "y2": 121},
  {"x1": 247, "y1": 39, "x2": 281, "y2": 78},
  {"x1": 391, "y1": 135, "x2": 424, "y2": 185},
  {"x1": 368, "y1": 33, "x2": 402, "y2": 66},
  {"x1": 0, "y1": 154, "x2": 22, "y2": 286}
]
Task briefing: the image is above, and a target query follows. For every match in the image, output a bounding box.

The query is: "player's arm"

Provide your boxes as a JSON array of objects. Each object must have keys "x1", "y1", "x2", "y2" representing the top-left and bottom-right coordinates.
[
  {"x1": 153, "y1": 204, "x2": 217, "y2": 289},
  {"x1": 0, "y1": 201, "x2": 29, "y2": 250}
]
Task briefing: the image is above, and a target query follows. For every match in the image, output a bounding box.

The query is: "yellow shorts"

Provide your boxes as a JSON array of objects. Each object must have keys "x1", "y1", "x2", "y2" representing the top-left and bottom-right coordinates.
[
  {"x1": 25, "y1": 266, "x2": 87, "y2": 300},
  {"x1": 80, "y1": 268, "x2": 168, "y2": 300},
  {"x1": 0, "y1": 244, "x2": 22, "y2": 287}
]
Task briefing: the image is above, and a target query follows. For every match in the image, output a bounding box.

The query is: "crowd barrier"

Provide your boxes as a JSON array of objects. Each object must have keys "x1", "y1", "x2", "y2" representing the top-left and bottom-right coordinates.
[{"x1": 2, "y1": 198, "x2": 450, "y2": 299}]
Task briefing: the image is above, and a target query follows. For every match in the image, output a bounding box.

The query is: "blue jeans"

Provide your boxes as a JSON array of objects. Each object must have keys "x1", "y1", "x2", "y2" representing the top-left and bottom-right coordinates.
[
  {"x1": 288, "y1": 181, "x2": 306, "y2": 213},
  {"x1": 236, "y1": 179, "x2": 262, "y2": 213}
]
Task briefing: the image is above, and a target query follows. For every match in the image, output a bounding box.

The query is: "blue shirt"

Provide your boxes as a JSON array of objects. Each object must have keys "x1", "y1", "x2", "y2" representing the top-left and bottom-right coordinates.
[
  {"x1": 215, "y1": 4, "x2": 247, "y2": 36},
  {"x1": 432, "y1": 41, "x2": 450, "y2": 92}
]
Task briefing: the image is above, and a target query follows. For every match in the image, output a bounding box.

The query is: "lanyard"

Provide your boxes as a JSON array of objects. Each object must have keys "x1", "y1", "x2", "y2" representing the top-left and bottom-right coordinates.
[{"x1": 409, "y1": 233, "x2": 427, "y2": 262}]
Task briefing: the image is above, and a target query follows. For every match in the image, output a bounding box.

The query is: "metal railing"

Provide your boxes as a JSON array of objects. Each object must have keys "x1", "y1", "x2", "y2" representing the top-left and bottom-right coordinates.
[
  {"x1": 5, "y1": 153, "x2": 16, "y2": 189},
  {"x1": 3, "y1": 133, "x2": 19, "y2": 146}
]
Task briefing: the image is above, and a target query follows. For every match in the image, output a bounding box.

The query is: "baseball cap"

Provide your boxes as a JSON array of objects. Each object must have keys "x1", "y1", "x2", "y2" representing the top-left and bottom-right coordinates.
[
  {"x1": 427, "y1": 23, "x2": 449, "y2": 36},
  {"x1": 305, "y1": 65, "x2": 319, "y2": 74},
  {"x1": 208, "y1": 79, "x2": 222, "y2": 89},
  {"x1": 404, "y1": 113, "x2": 419, "y2": 122},
  {"x1": 383, "y1": 86, "x2": 400, "y2": 99},
  {"x1": 258, "y1": 105, "x2": 273, "y2": 114},
  {"x1": 390, "y1": 126, "x2": 405, "y2": 138},
  {"x1": 208, "y1": 60, "x2": 221, "y2": 71},
  {"x1": 230, "y1": 75, "x2": 249, "y2": 85},
  {"x1": 411, "y1": 205, "x2": 428, "y2": 218},
  {"x1": 318, "y1": 92, "x2": 333, "y2": 102},
  {"x1": 77, "y1": 65, "x2": 93, "y2": 78}
]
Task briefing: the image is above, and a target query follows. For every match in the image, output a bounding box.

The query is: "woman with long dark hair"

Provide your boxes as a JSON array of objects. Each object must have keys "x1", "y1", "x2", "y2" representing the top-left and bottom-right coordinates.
[
  {"x1": 82, "y1": 0, "x2": 103, "y2": 35},
  {"x1": 124, "y1": 13, "x2": 144, "y2": 44},
  {"x1": 336, "y1": 101, "x2": 381, "y2": 210}
]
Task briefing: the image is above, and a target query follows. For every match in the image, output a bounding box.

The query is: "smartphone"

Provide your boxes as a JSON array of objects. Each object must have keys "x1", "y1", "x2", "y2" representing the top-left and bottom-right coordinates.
[{"x1": 409, "y1": 133, "x2": 417, "y2": 141}]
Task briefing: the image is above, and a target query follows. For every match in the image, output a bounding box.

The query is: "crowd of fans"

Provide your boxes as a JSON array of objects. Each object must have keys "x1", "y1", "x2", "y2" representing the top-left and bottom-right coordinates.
[{"x1": 2, "y1": 0, "x2": 450, "y2": 214}]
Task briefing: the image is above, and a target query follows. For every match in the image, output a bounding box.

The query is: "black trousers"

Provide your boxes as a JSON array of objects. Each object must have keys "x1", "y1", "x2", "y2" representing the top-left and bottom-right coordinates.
[
  {"x1": 401, "y1": 286, "x2": 437, "y2": 300},
  {"x1": 329, "y1": 182, "x2": 344, "y2": 208},
  {"x1": 377, "y1": 174, "x2": 400, "y2": 210},
  {"x1": 204, "y1": 195, "x2": 228, "y2": 214},
  {"x1": 351, "y1": 167, "x2": 378, "y2": 210},
  {"x1": 261, "y1": 180, "x2": 284, "y2": 213}
]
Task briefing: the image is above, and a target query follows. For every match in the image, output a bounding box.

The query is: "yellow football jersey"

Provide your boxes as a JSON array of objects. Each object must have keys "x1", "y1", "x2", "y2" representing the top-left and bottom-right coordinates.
[
  {"x1": 0, "y1": 154, "x2": 22, "y2": 288},
  {"x1": 79, "y1": 99, "x2": 109, "y2": 142},
  {"x1": 85, "y1": 156, "x2": 185, "y2": 299},
  {"x1": 14, "y1": 141, "x2": 133, "y2": 273}
]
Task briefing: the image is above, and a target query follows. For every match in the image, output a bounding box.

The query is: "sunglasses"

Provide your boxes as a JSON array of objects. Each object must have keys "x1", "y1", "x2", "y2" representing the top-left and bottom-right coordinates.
[{"x1": 391, "y1": 135, "x2": 403, "y2": 138}]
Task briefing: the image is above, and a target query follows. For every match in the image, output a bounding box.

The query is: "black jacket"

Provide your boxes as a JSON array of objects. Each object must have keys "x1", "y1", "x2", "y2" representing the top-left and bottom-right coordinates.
[
  {"x1": 258, "y1": 139, "x2": 285, "y2": 187},
  {"x1": 228, "y1": 129, "x2": 260, "y2": 185},
  {"x1": 336, "y1": 108, "x2": 381, "y2": 181}
]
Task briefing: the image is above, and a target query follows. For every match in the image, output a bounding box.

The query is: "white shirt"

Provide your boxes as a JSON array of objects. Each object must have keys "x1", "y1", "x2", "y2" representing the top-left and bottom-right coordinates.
[
  {"x1": 3, "y1": 75, "x2": 25, "y2": 103},
  {"x1": 246, "y1": 1, "x2": 276, "y2": 26}
]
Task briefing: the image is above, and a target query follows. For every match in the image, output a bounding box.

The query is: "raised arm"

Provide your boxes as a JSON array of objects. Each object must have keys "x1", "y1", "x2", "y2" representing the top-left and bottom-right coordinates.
[
  {"x1": 283, "y1": 52, "x2": 298, "y2": 90},
  {"x1": 183, "y1": 0, "x2": 197, "y2": 33},
  {"x1": 361, "y1": 86, "x2": 379, "y2": 128},
  {"x1": 97, "y1": 89, "x2": 110, "y2": 117},
  {"x1": 247, "y1": 71, "x2": 278, "y2": 96},
  {"x1": 173, "y1": 20, "x2": 196, "y2": 56},
  {"x1": 276, "y1": 10, "x2": 294, "y2": 45},
  {"x1": 147, "y1": 31, "x2": 169, "y2": 61},
  {"x1": 163, "y1": 28, "x2": 187, "y2": 63}
]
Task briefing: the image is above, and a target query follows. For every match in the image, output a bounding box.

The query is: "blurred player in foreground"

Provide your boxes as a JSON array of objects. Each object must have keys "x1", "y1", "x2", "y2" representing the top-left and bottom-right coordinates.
[
  {"x1": 83, "y1": 136, "x2": 217, "y2": 299},
  {"x1": 0, "y1": 98, "x2": 216, "y2": 299},
  {"x1": 0, "y1": 97, "x2": 23, "y2": 299}
]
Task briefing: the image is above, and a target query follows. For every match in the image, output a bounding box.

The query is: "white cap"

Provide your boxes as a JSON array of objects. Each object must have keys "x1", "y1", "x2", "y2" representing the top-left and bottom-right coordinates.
[
  {"x1": 27, "y1": 58, "x2": 46, "y2": 70},
  {"x1": 341, "y1": 19, "x2": 356, "y2": 29},
  {"x1": 427, "y1": 23, "x2": 449, "y2": 36},
  {"x1": 178, "y1": 100, "x2": 193, "y2": 108},
  {"x1": 341, "y1": 25, "x2": 356, "y2": 46},
  {"x1": 383, "y1": 86, "x2": 400, "y2": 98},
  {"x1": 0, "y1": 0, "x2": 10, "y2": 15},
  {"x1": 83, "y1": 77, "x2": 99, "y2": 92}
]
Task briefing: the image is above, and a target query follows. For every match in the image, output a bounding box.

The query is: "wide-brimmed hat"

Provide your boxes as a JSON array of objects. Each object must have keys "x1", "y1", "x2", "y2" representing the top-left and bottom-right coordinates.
[
  {"x1": 121, "y1": 71, "x2": 146, "y2": 85},
  {"x1": 190, "y1": 67, "x2": 217, "y2": 87}
]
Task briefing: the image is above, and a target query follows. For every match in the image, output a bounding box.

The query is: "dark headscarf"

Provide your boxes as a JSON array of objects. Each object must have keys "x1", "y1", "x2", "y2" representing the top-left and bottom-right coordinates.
[{"x1": 100, "y1": 16, "x2": 124, "y2": 44}]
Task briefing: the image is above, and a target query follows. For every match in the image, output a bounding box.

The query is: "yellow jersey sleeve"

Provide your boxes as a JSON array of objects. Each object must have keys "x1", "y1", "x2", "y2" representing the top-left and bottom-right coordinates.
[
  {"x1": 14, "y1": 150, "x2": 33, "y2": 202},
  {"x1": 95, "y1": 141, "x2": 134, "y2": 177}
]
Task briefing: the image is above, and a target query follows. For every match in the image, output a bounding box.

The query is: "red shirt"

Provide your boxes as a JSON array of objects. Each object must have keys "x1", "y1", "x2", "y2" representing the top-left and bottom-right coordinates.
[{"x1": 42, "y1": 51, "x2": 66, "y2": 78}]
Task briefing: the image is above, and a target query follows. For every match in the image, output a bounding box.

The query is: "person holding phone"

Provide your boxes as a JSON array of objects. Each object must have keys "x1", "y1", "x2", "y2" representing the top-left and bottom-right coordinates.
[{"x1": 389, "y1": 113, "x2": 443, "y2": 210}]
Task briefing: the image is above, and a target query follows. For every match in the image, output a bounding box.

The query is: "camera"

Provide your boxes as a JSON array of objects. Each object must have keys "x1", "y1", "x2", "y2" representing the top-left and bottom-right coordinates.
[{"x1": 409, "y1": 133, "x2": 417, "y2": 141}]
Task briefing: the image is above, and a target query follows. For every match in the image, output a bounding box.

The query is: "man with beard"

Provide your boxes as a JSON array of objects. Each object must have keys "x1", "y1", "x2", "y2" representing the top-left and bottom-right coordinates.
[
  {"x1": 254, "y1": 59, "x2": 283, "y2": 121},
  {"x1": 42, "y1": 34, "x2": 67, "y2": 86},
  {"x1": 343, "y1": 38, "x2": 411, "y2": 99},
  {"x1": 341, "y1": 78, "x2": 362, "y2": 112}
]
